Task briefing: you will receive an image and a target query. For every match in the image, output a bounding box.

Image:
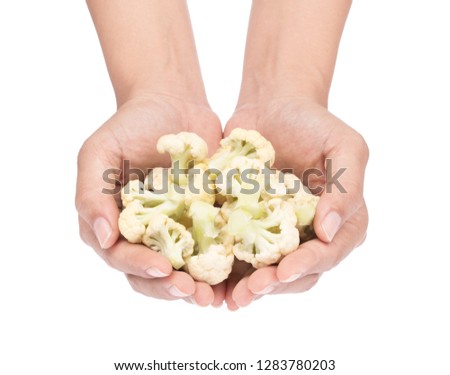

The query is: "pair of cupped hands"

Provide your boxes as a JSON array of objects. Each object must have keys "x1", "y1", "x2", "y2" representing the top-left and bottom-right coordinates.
[{"x1": 76, "y1": 92, "x2": 368, "y2": 310}]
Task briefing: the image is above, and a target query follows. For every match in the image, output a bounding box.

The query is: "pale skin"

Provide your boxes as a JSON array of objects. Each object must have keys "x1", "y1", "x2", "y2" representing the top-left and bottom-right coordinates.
[{"x1": 76, "y1": 0, "x2": 368, "y2": 309}]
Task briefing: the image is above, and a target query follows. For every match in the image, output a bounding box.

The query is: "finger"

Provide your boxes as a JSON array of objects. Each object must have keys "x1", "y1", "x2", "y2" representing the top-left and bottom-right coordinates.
[
  {"x1": 246, "y1": 266, "x2": 279, "y2": 295},
  {"x1": 224, "y1": 111, "x2": 258, "y2": 137},
  {"x1": 225, "y1": 262, "x2": 255, "y2": 310},
  {"x1": 190, "y1": 282, "x2": 215, "y2": 307},
  {"x1": 242, "y1": 270, "x2": 321, "y2": 298},
  {"x1": 231, "y1": 276, "x2": 256, "y2": 309},
  {"x1": 189, "y1": 110, "x2": 223, "y2": 157},
  {"x1": 211, "y1": 282, "x2": 226, "y2": 308},
  {"x1": 126, "y1": 271, "x2": 195, "y2": 300},
  {"x1": 80, "y1": 217, "x2": 173, "y2": 278},
  {"x1": 225, "y1": 273, "x2": 243, "y2": 311},
  {"x1": 278, "y1": 202, "x2": 368, "y2": 282},
  {"x1": 271, "y1": 274, "x2": 322, "y2": 294},
  {"x1": 76, "y1": 135, "x2": 122, "y2": 249},
  {"x1": 314, "y1": 129, "x2": 369, "y2": 243}
]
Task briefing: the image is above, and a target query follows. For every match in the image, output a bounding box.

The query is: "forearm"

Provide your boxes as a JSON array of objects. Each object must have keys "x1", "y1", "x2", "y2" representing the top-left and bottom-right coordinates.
[
  {"x1": 238, "y1": 0, "x2": 352, "y2": 107},
  {"x1": 87, "y1": 0, "x2": 207, "y2": 106}
]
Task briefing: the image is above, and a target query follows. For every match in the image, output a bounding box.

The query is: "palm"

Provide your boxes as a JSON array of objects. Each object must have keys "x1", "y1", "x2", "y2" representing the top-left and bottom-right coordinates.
[
  {"x1": 93, "y1": 95, "x2": 222, "y2": 177},
  {"x1": 225, "y1": 99, "x2": 357, "y2": 190}
]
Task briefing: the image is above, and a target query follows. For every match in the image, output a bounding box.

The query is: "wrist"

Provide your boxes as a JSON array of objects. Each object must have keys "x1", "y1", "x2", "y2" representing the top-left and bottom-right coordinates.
[
  {"x1": 117, "y1": 73, "x2": 209, "y2": 109},
  {"x1": 237, "y1": 70, "x2": 329, "y2": 109}
]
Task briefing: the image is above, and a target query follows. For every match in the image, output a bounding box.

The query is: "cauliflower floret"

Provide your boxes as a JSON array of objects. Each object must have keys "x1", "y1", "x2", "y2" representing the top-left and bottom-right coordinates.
[
  {"x1": 142, "y1": 214, "x2": 194, "y2": 270},
  {"x1": 289, "y1": 192, "x2": 320, "y2": 242},
  {"x1": 283, "y1": 173, "x2": 320, "y2": 241},
  {"x1": 218, "y1": 200, "x2": 237, "y2": 223},
  {"x1": 118, "y1": 200, "x2": 153, "y2": 243},
  {"x1": 227, "y1": 198, "x2": 300, "y2": 268},
  {"x1": 215, "y1": 156, "x2": 264, "y2": 197},
  {"x1": 290, "y1": 192, "x2": 319, "y2": 227},
  {"x1": 144, "y1": 167, "x2": 168, "y2": 192},
  {"x1": 121, "y1": 178, "x2": 185, "y2": 219},
  {"x1": 215, "y1": 191, "x2": 234, "y2": 207},
  {"x1": 184, "y1": 245, "x2": 233, "y2": 286},
  {"x1": 184, "y1": 163, "x2": 216, "y2": 208},
  {"x1": 215, "y1": 156, "x2": 266, "y2": 217},
  {"x1": 157, "y1": 132, "x2": 208, "y2": 186},
  {"x1": 261, "y1": 170, "x2": 289, "y2": 200},
  {"x1": 118, "y1": 177, "x2": 186, "y2": 244},
  {"x1": 121, "y1": 178, "x2": 146, "y2": 208},
  {"x1": 283, "y1": 172, "x2": 314, "y2": 196},
  {"x1": 184, "y1": 201, "x2": 234, "y2": 285},
  {"x1": 208, "y1": 128, "x2": 275, "y2": 174}
]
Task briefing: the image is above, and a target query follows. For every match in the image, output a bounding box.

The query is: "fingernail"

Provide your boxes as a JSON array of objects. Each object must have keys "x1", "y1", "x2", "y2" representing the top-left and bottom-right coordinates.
[
  {"x1": 145, "y1": 267, "x2": 170, "y2": 278},
  {"x1": 168, "y1": 285, "x2": 191, "y2": 298},
  {"x1": 93, "y1": 217, "x2": 112, "y2": 249},
  {"x1": 281, "y1": 273, "x2": 301, "y2": 283},
  {"x1": 321, "y1": 211, "x2": 342, "y2": 242},
  {"x1": 254, "y1": 285, "x2": 276, "y2": 295}
]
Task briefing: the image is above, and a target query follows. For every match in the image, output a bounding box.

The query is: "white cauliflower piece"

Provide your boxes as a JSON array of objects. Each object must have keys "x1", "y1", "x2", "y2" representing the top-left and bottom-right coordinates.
[
  {"x1": 142, "y1": 214, "x2": 194, "y2": 270},
  {"x1": 283, "y1": 173, "x2": 320, "y2": 241},
  {"x1": 118, "y1": 177, "x2": 186, "y2": 244},
  {"x1": 157, "y1": 132, "x2": 208, "y2": 186},
  {"x1": 208, "y1": 128, "x2": 275, "y2": 174},
  {"x1": 118, "y1": 200, "x2": 153, "y2": 243},
  {"x1": 215, "y1": 156, "x2": 265, "y2": 217},
  {"x1": 227, "y1": 198, "x2": 300, "y2": 268},
  {"x1": 218, "y1": 200, "x2": 237, "y2": 223},
  {"x1": 261, "y1": 170, "x2": 289, "y2": 200},
  {"x1": 289, "y1": 193, "x2": 320, "y2": 242},
  {"x1": 184, "y1": 201, "x2": 234, "y2": 285},
  {"x1": 144, "y1": 167, "x2": 167, "y2": 192},
  {"x1": 121, "y1": 178, "x2": 185, "y2": 219},
  {"x1": 184, "y1": 244, "x2": 233, "y2": 286},
  {"x1": 184, "y1": 163, "x2": 215, "y2": 208}
]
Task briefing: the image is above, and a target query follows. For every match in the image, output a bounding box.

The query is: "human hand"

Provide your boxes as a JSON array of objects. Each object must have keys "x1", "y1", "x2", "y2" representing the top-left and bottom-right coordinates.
[
  {"x1": 79, "y1": 0, "x2": 231, "y2": 307},
  {"x1": 224, "y1": 97, "x2": 369, "y2": 309},
  {"x1": 76, "y1": 93, "x2": 225, "y2": 306}
]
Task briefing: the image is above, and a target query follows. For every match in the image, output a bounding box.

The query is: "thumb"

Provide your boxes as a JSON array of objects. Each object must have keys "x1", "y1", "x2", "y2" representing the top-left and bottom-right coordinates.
[
  {"x1": 76, "y1": 138, "x2": 121, "y2": 249},
  {"x1": 313, "y1": 134, "x2": 369, "y2": 243}
]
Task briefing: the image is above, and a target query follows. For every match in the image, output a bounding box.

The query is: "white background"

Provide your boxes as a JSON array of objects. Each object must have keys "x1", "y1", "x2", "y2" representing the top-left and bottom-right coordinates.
[{"x1": 1, "y1": 1, "x2": 449, "y2": 374}]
